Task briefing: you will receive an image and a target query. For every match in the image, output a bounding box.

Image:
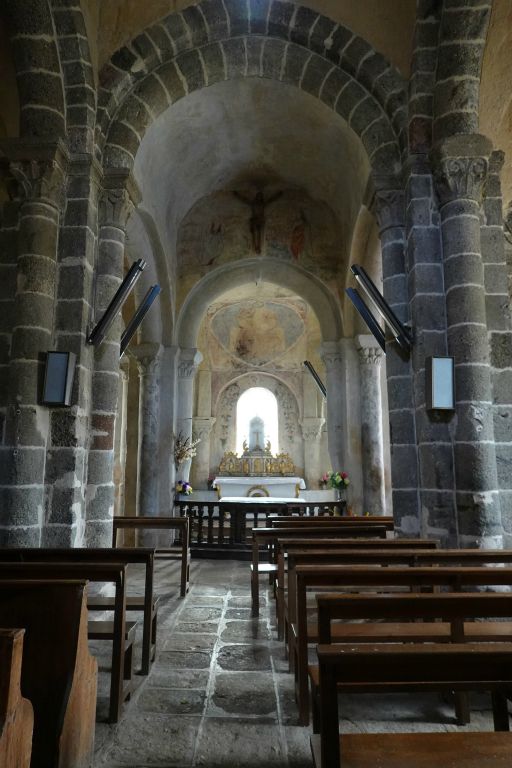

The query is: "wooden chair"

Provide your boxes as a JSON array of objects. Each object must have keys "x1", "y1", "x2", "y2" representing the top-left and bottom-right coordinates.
[
  {"x1": 0, "y1": 629, "x2": 33, "y2": 768},
  {"x1": 0, "y1": 580, "x2": 97, "y2": 768}
]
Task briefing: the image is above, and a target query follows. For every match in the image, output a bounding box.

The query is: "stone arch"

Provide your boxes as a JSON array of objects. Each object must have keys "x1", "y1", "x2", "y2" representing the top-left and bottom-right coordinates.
[
  {"x1": 433, "y1": 1, "x2": 493, "y2": 141},
  {"x1": 97, "y1": 0, "x2": 406, "y2": 174},
  {"x1": 176, "y1": 257, "x2": 343, "y2": 348},
  {"x1": 1, "y1": 0, "x2": 66, "y2": 139}
]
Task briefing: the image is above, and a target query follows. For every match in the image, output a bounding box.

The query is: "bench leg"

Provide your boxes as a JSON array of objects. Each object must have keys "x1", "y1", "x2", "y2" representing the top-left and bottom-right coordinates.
[
  {"x1": 492, "y1": 693, "x2": 510, "y2": 731},
  {"x1": 150, "y1": 611, "x2": 158, "y2": 663},
  {"x1": 123, "y1": 641, "x2": 134, "y2": 702},
  {"x1": 454, "y1": 691, "x2": 470, "y2": 726}
]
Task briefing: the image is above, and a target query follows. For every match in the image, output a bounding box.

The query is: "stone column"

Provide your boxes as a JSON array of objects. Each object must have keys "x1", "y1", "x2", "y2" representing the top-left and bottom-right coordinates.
[
  {"x1": 133, "y1": 343, "x2": 162, "y2": 517},
  {"x1": 300, "y1": 418, "x2": 325, "y2": 489},
  {"x1": 113, "y1": 358, "x2": 129, "y2": 520},
  {"x1": 432, "y1": 133, "x2": 502, "y2": 548},
  {"x1": 175, "y1": 348, "x2": 202, "y2": 481},
  {"x1": 356, "y1": 335, "x2": 386, "y2": 515},
  {"x1": 320, "y1": 342, "x2": 345, "y2": 471},
  {"x1": 0, "y1": 140, "x2": 68, "y2": 546},
  {"x1": 191, "y1": 417, "x2": 216, "y2": 489},
  {"x1": 85, "y1": 169, "x2": 140, "y2": 546}
]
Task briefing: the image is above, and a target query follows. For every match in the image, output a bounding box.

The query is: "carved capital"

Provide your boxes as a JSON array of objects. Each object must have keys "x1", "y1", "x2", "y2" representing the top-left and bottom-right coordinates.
[
  {"x1": 300, "y1": 417, "x2": 325, "y2": 441},
  {"x1": 99, "y1": 168, "x2": 141, "y2": 229},
  {"x1": 132, "y1": 343, "x2": 162, "y2": 377},
  {"x1": 371, "y1": 188, "x2": 405, "y2": 232},
  {"x1": 178, "y1": 348, "x2": 203, "y2": 379},
  {"x1": 0, "y1": 138, "x2": 69, "y2": 210},
  {"x1": 356, "y1": 335, "x2": 383, "y2": 365},
  {"x1": 320, "y1": 341, "x2": 343, "y2": 371},
  {"x1": 192, "y1": 417, "x2": 216, "y2": 442},
  {"x1": 431, "y1": 134, "x2": 493, "y2": 206}
]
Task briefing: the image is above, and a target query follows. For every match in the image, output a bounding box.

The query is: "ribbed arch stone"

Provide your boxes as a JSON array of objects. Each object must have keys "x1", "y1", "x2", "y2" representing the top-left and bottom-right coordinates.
[{"x1": 97, "y1": 0, "x2": 407, "y2": 174}]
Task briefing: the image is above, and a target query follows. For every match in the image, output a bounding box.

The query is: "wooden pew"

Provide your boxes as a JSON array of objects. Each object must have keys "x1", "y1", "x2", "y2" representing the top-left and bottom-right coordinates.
[
  {"x1": 112, "y1": 515, "x2": 190, "y2": 597},
  {"x1": 0, "y1": 629, "x2": 33, "y2": 768},
  {"x1": 275, "y1": 538, "x2": 438, "y2": 639},
  {"x1": 312, "y1": 592, "x2": 512, "y2": 768},
  {"x1": 0, "y1": 580, "x2": 97, "y2": 768},
  {"x1": 313, "y1": 641, "x2": 512, "y2": 768},
  {"x1": 292, "y1": 564, "x2": 512, "y2": 726},
  {"x1": 0, "y1": 562, "x2": 132, "y2": 724},
  {"x1": 0, "y1": 547, "x2": 157, "y2": 675},
  {"x1": 269, "y1": 515, "x2": 394, "y2": 529},
  {"x1": 250, "y1": 525, "x2": 388, "y2": 616}
]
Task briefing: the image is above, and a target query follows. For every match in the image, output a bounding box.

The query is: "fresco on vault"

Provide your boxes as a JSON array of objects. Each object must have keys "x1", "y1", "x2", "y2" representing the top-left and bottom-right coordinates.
[{"x1": 210, "y1": 301, "x2": 305, "y2": 367}]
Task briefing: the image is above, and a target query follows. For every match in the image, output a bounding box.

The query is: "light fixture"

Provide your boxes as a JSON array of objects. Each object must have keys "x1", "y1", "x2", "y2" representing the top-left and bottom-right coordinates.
[
  {"x1": 345, "y1": 288, "x2": 386, "y2": 352},
  {"x1": 41, "y1": 351, "x2": 77, "y2": 406},
  {"x1": 303, "y1": 360, "x2": 327, "y2": 398},
  {"x1": 350, "y1": 264, "x2": 412, "y2": 353},
  {"x1": 120, "y1": 285, "x2": 162, "y2": 357},
  {"x1": 87, "y1": 258, "x2": 146, "y2": 346},
  {"x1": 426, "y1": 356, "x2": 455, "y2": 411}
]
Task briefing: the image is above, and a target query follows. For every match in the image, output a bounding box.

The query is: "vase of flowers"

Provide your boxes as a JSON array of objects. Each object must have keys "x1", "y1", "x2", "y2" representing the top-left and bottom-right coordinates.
[
  {"x1": 322, "y1": 471, "x2": 350, "y2": 513},
  {"x1": 173, "y1": 431, "x2": 200, "y2": 472},
  {"x1": 175, "y1": 480, "x2": 193, "y2": 496}
]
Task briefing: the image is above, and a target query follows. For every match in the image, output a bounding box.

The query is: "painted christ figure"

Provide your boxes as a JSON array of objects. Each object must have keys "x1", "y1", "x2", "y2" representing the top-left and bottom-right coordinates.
[{"x1": 234, "y1": 190, "x2": 282, "y2": 254}]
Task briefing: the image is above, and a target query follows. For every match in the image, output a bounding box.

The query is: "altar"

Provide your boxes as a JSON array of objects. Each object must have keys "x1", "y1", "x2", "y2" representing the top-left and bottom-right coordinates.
[{"x1": 213, "y1": 476, "x2": 306, "y2": 498}]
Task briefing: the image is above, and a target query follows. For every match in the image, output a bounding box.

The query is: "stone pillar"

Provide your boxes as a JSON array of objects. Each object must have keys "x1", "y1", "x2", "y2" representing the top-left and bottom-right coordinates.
[
  {"x1": 300, "y1": 417, "x2": 325, "y2": 489},
  {"x1": 356, "y1": 336, "x2": 386, "y2": 515},
  {"x1": 113, "y1": 358, "x2": 129, "y2": 519},
  {"x1": 191, "y1": 417, "x2": 216, "y2": 489},
  {"x1": 0, "y1": 140, "x2": 68, "y2": 546},
  {"x1": 175, "y1": 348, "x2": 202, "y2": 481},
  {"x1": 133, "y1": 343, "x2": 162, "y2": 517},
  {"x1": 432, "y1": 133, "x2": 502, "y2": 548},
  {"x1": 320, "y1": 342, "x2": 345, "y2": 471},
  {"x1": 85, "y1": 170, "x2": 140, "y2": 546}
]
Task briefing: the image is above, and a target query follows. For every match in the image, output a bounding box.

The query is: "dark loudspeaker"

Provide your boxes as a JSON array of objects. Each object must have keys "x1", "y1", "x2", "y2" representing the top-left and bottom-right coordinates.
[{"x1": 41, "y1": 352, "x2": 76, "y2": 406}]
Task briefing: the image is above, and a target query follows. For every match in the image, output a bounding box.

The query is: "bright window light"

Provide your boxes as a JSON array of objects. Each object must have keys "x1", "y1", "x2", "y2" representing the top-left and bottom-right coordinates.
[{"x1": 236, "y1": 387, "x2": 279, "y2": 455}]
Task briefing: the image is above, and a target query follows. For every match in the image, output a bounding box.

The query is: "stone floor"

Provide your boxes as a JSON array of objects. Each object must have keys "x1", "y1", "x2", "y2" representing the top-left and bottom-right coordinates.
[{"x1": 91, "y1": 558, "x2": 498, "y2": 768}]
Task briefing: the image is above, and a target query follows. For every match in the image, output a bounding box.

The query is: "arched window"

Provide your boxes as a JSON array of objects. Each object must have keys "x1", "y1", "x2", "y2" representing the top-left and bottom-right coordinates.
[{"x1": 236, "y1": 387, "x2": 278, "y2": 455}]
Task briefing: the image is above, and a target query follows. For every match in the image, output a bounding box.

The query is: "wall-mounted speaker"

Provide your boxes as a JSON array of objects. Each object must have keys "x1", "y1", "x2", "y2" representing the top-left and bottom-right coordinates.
[{"x1": 41, "y1": 351, "x2": 76, "y2": 406}]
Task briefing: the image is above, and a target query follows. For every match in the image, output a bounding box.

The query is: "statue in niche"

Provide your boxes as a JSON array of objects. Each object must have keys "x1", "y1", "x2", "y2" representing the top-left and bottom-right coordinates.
[{"x1": 234, "y1": 190, "x2": 282, "y2": 254}]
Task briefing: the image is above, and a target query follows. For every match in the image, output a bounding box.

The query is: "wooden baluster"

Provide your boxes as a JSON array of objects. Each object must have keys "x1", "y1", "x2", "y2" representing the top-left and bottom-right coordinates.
[
  {"x1": 207, "y1": 505, "x2": 214, "y2": 544},
  {"x1": 218, "y1": 503, "x2": 225, "y2": 544},
  {"x1": 197, "y1": 505, "x2": 204, "y2": 544}
]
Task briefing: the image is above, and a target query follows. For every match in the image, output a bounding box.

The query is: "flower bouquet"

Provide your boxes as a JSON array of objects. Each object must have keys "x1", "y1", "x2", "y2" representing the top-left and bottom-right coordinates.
[
  {"x1": 322, "y1": 471, "x2": 350, "y2": 508},
  {"x1": 175, "y1": 480, "x2": 193, "y2": 496},
  {"x1": 173, "y1": 431, "x2": 200, "y2": 471}
]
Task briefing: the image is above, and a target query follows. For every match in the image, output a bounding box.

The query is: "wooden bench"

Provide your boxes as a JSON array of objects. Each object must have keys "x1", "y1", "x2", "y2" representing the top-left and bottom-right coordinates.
[
  {"x1": 312, "y1": 592, "x2": 512, "y2": 768},
  {"x1": 0, "y1": 562, "x2": 132, "y2": 724},
  {"x1": 250, "y1": 525, "x2": 389, "y2": 616},
  {"x1": 275, "y1": 538, "x2": 439, "y2": 640},
  {"x1": 112, "y1": 515, "x2": 190, "y2": 597},
  {"x1": 0, "y1": 547, "x2": 158, "y2": 675},
  {"x1": 292, "y1": 564, "x2": 512, "y2": 726},
  {"x1": 0, "y1": 580, "x2": 97, "y2": 768},
  {"x1": 312, "y1": 641, "x2": 512, "y2": 768},
  {"x1": 269, "y1": 515, "x2": 394, "y2": 528},
  {"x1": 0, "y1": 629, "x2": 33, "y2": 768}
]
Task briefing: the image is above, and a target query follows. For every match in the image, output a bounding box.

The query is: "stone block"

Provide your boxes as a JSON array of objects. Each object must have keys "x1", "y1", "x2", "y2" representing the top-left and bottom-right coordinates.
[
  {"x1": 340, "y1": 35, "x2": 371, "y2": 77},
  {"x1": 212, "y1": 671, "x2": 276, "y2": 716},
  {"x1": 414, "y1": 407, "x2": 453, "y2": 443},
  {"x1": 309, "y1": 14, "x2": 337, "y2": 55},
  {"x1": 419, "y1": 443, "x2": 454, "y2": 489},
  {"x1": 45, "y1": 446, "x2": 85, "y2": 485},
  {"x1": 200, "y1": 0, "x2": 230, "y2": 38},
  {"x1": 455, "y1": 362, "x2": 493, "y2": 402},
  {"x1": 335, "y1": 79, "x2": 366, "y2": 122},
  {"x1": 436, "y1": 41, "x2": 485, "y2": 82},
  {"x1": 60, "y1": 226, "x2": 96, "y2": 264},
  {"x1": 0, "y1": 486, "x2": 43, "y2": 526},
  {"x1": 222, "y1": 38, "x2": 246, "y2": 79},
  {"x1": 202, "y1": 42, "x2": 226, "y2": 84},
  {"x1": 261, "y1": 38, "x2": 287, "y2": 81},
  {"x1": 281, "y1": 42, "x2": 307, "y2": 84},
  {"x1": 85, "y1": 485, "x2": 114, "y2": 524},
  {"x1": 391, "y1": 489, "x2": 420, "y2": 532},
  {"x1": 481, "y1": 226, "x2": 506, "y2": 266},
  {"x1": 319, "y1": 68, "x2": 350, "y2": 109},
  {"x1": 290, "y1": 4, "x2": 322, "y2": 43},
  {"x1": 382, "y1": 241, "x2": 406, "y2": 277},
  {"x1": 176, "y1": 49, "x2": 206, "y2": 93},
  {"x1": 157, "y1": 52, "x2": 192, "y2": 104},
  {"x1": 493, "y1": 406, "x2": 512, "y2": 443},
  {"x1": 440, "y1": 217, "x2": 481, "y2": 260},
  {"x1": 485, "y1": 295, "x2": 511, "y2": 332},
  {"x1": 41, "y1": 523, "x2": 77, "y2": 548},
  {"x1": 300, "y1": 55, "x2": 333, "y2": 98},
  {"x1": 3, "y1": 404, "x2": 48, "y2": 448},
  {"x1": 161, "y1": 13, "x2": 191, "y2": 53},
  {"x1": 411, "y1": 46, "x2": 438, "y2": 74},
  {"x1": 87, "y1": 450, "x2": 115, "y2": 486},
  {"x1": 0, "y1": 336, "x2": 10, "y2": 366},
  {"x1": 456, "y1": 490, "x2": 502, "y2": 537},
  {"x1": 140, "y1": 73, "x2": 170, "y2": 116},
  {"x1": 496, "y1": 445, "x2": 512, "y2": 489},
  {"x1": 224, "y1": 0, "x2": 250, "y2": 35},
  {"x1": 358, "y1": 51, "x2": 390, "y2": 94},
  {"x1": 447, "y1": 324, "x2": 490, "y2": 365},
  {"x1": 434, "y1": 111, "x2": 478, "y2": 141},
  {"x1": 10, "y1": 326, "x2": 51, "y2": 362},
  {"x1": 391, "y1": 444, "x2": 419, "y2": 488},
  {"x1": 8, "y1": 359, "x2": 41, "y2": 403},
  {"x1": 500, "y1": 490, "x2": 512, "y2": 533},
  {"x1": 441, "y1": 8, "x2": 490, "y2": 41},
  {"x1": 50, "y1": 410, "x2": 85, "y2": 448},
  {"x1": 0, "y1": 264, "x2": 16, "y2": 301},
  {"x1": 0, "y1": 445, "x2": 45, "y2": 485},
  {"x1": 434, "y1": 78, "x2": 478, "y2": 120},
  {"x1": 146, "y1": 24, "x2": 175, "y2": 59},
  {"x1": 371, "y1": 142, "x2": 401, "y2": 175},
  {"x1": 266, "y1": 0, "x2": 294, "y2": 38},
  {"x1": 421, "y1": 489, "x2": 457, "y2": 540},
  {"x1": 454, "y1": 442, "x2": 499, "y2": 492},
  {"x1": 491, "y1": 332, "x2": 512, "y2": 369},
  {"x1": 47, "y1": 486, "x2": 82, "y2": 525},
  {"x1": 350, "y1": 96, "x2": 382, "y2": 137},
  {"x1": 389, "y1": 409, "x2": 416, "y2": 445},
  {"x1": 492, "y1": 369, "x2": 512, "y2": 404},
  {"x1": 248, "y1": 0, "x2": 270, "y2": 34},
  {"x1": 20, "y1": 106, "x2": 66, "y2": 139},
  {"x1": 0, "y1": 526, "x2": 41, "y2": 547},
  {"x1": 446, "y1": 284, "x2": 487, "y2": 327},
  {"x1": 131, "y1": 32, "x2": 159, "y2": 66},
  {"x1": 181, "y1": 6, "x2": 209, "y2": 46},
  {"x1": 382, "y1": 272, "x2": 407, "y2": 306},
  {"x1": 410, "y1": 293, "x2": 446, "y2": 332}
]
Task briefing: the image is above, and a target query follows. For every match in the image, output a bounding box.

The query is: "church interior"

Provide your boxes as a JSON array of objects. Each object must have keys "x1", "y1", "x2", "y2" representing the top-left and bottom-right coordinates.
[{"x1": 1, "y1": 0, "x2": 512, "y2": 766}]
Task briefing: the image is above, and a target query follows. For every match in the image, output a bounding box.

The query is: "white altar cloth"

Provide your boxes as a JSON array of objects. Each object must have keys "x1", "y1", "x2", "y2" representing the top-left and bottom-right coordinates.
[
  {"x1": 219, "y1": 496, "x2": 306, "y2": 504},
  {"x1": 213, "y1": 476, "x2": 306, "y2": 498}
]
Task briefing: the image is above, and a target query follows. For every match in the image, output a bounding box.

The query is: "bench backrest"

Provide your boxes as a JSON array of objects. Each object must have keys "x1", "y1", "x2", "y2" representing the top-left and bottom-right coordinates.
[
  {"x1": 270, "y1": 516, "x2": 393, "y2": 529},
  {"x1": 0, "y1": 580, "x2": 97, "y2": 768},
  {"x1": 0, "y1": 628, "x2": 33, "y2": 768}
]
